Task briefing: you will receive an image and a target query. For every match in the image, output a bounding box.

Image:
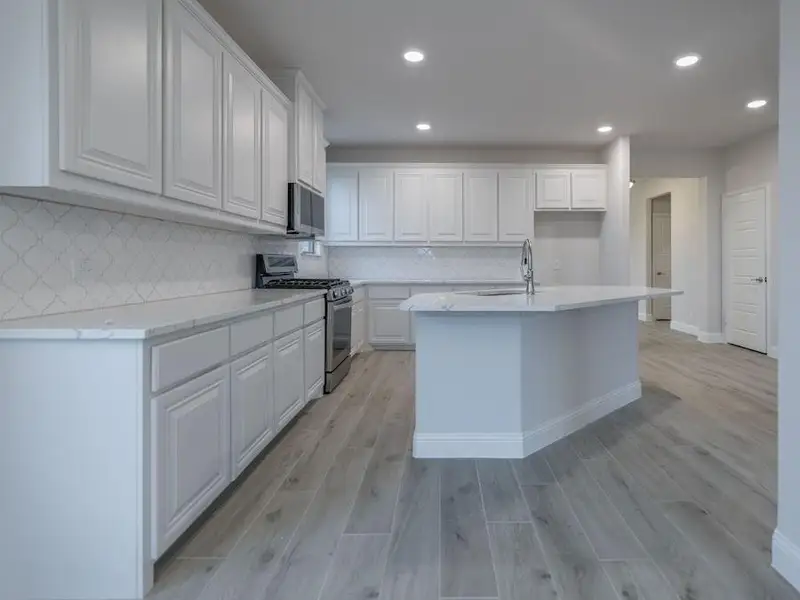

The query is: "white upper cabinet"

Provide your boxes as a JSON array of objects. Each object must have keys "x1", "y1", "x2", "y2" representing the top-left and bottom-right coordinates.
[
  {"x1": 535, "y1": 170, "x2": 571, "y2": 210},
  {"x1": 498, "y1": 170, "x2": 534, "y2": 242},
  {"x1": 571, "y1": 169, "x2": 607, "y2": 210},
  {"x1": 359, "y1": 168, "x2": 394, "y2": 241},
  {"x1": 427, "y1": 170, "x2": 464, "y2": 242},
  {"x1": 262, "y1": 94, "x2": 289, "y2": 226},
  {"x1": 464, "y1": 171, "x2": 498, "y2": 242},
  {"x1": 222, "y1": 54, "x2": 261, "y2": 218},
  {"x1": 60, "y1": 0, "x2": 163, "y2": 194},
  {"x1": 164, "y1": 0, "x2": 222, "y2": 209},
  {"x1": 326, "y1": 167, "x2": 359, "y2": 241},
  {"x1": 296, "y1": 85, "x2": 315, "y2": 187},
  {"x1": 313, "y1": 104, "x2": 326, "y2": 193},
  {"x1": 394, "y1": 170, "x2": 428, "y2": 242}
]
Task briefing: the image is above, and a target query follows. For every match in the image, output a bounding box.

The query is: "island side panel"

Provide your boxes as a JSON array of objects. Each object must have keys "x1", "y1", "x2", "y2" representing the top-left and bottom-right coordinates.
[
  {"x1": 413, "y1": 313, "x2": 525, "y2": 458},
  {"x1": 520, "y1": 301, "x2": 641, "y2": 455},
  {"x1": 0, "y1": 339, "x2": 150, "y2": 600}
]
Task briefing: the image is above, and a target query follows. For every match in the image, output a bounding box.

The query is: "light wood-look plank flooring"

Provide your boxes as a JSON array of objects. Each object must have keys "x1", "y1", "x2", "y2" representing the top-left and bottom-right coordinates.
[{"x1": 149, "y1": 324, "x2": 798, "y2": 600}]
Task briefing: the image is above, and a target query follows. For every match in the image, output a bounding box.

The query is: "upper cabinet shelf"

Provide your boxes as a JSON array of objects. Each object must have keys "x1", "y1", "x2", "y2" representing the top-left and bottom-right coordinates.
[
  {"x1": 272, "y1": 70, "x2": 327, "y2": 194},
  {"x1": 325, "y1": 164, "x2": 606, "y2": 246},
  {"x1": 0, "y1": 0, "x2": 298, "y2": 234}
]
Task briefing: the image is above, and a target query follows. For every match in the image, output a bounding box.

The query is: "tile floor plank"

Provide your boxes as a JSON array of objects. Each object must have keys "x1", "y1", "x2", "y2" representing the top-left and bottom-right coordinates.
[
  {"x1": 318, "y1": 533, "x2": 391, "y2": 600},
  {"x1": 512, "y1": 451, "x2": 555, "y2": 486},
  {"x1": 477, "y1": 460, "x2": 531, "y2": 522},
  {"x1": 488, "y1": 522, "x2": 559, "y2": 600},
  {"x1": 602, "y1": 561, "x2": 678, "y2": 600}
]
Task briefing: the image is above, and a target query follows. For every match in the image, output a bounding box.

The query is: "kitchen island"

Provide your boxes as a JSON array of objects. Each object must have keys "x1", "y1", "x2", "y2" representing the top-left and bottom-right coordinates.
[{"x1": 400, "y1": 286, "x2": 681, "y2": 459}]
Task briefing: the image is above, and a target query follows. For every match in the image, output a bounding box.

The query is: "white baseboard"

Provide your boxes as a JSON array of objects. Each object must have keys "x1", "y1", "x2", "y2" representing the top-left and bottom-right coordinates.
[
  {"x1": 770, "y1": 345, "x2": 779, "y2": 359},
  {"x1": 773, "y1": 529, "x2": 800, "y2": 592},
  {"x1": 697, "y1": 331, "x2": 725, "y2": 344},
  {"x1": 670, "y1": 321, "x2": 699, "y2": 337},
  {"x1": 412, "y1": 381, "x2": 642, "y2": 459},
  {"x1": 638, "y1": 312, "x2": 654, "y2": 322},
  {"x1": 522, "y1": 381, "x2": 642, "y2": 456}
]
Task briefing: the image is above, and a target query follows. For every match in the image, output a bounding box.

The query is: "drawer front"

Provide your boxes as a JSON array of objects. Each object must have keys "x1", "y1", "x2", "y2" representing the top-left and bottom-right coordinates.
[
  {"x1": 368, "y1": 286, "x2": 411, "y2": 300},
  {"x1": 352, "y1": 286, "x2": 366, "y2": 303},
  {"x1": 303, "y1": 298, "x2": 325, "y2": 325},
  {"x1": 230, "y1": 312, "x2": 274, "y2": 356},
  {"x1": 151, "y1": 327, "x2": 230, "y2": 392},
  {"x1": 275, "y1": 304, "x2": 304, "y2": 337},
  {"x1": 411, "y1": 285, "x2": 453, "y2": 296}
]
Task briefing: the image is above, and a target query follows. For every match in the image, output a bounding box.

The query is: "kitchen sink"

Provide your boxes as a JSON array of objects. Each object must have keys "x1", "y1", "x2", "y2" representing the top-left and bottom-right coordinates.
[{"x1": 455, "y1": 289, "x2": 528, "y2": 296}]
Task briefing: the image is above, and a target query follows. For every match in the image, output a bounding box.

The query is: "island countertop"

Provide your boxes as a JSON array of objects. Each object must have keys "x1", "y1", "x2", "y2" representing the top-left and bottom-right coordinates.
[{"x1": 399, "y1": 285, "x2": 682, "y2": 313}]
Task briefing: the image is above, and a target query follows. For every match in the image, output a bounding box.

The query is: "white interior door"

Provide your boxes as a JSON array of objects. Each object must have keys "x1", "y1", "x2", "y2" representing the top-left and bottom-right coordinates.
[
  {"x1": 724, "y1": 188, "x2": 767, "y2": 353},
  {"x1": 651, "y1": 198, "x2": 671, "y2": 320}
]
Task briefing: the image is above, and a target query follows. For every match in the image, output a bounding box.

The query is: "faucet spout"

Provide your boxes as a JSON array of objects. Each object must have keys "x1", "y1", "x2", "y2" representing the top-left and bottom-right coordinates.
[{"x1": 520, "y1": 238, "x2": 535, "y2": 295}]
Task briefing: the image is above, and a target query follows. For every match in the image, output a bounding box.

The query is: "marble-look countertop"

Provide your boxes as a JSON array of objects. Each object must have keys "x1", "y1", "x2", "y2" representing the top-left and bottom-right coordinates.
[
  {"x1": 0, "y1": 289, "x2": 326, "y2": 341},
  {"x1": 349, "y1": 279, "x2": 526, "y2": 288},
  {"x1": 400, "y1": 286, "x2": 682, "y2": 313}
]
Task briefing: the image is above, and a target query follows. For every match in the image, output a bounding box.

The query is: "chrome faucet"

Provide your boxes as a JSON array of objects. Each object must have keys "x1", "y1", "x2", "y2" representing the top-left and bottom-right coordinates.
[{"x1": 520, "y1": 238, "x2": 535, "y2": 295}]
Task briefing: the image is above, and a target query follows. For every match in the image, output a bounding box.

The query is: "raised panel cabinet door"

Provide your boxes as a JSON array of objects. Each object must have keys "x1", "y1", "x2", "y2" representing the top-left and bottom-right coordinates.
[
  {"x1": 223, "y1": 54, "x2": 261, "y2": 218},
  {"x1": 464, "y1": 170, "x2": 498, "y2": 242},
  {"x1": 230, "y1": 345, "x2": 274, "y2": 478},
  {"x1": 304, "y1": 321, "x2": 325, "y2": 401},
  {"x1": 571, "y1": 169, "x2": 607, "y2": 210},
  {"x1": 262, "y1": 94, "x2": 289, "y2": 226},
  {"x1": 369, "y1": 300, "x2": 411, "y2": 344},
  {"x1": 326, "y1": 168, "x2": 359, "y2": 241},
  {"x1": 164, "y1": 0, "x2": 222, "y2": 208},
  {"x1": 428, "y1": 170, "x2": 464, "y2": 242},
  {"x1": 394, "y1": 170, "x2": 428, "y2": 242},
  {"x1": 535, "y1": 170, "x2": 571, "y2": 210},
  {"x1": 296, "y1": 85, "x2": 315, "y2": 186},
  {"x1": 274, "y1": 331, "x2": 305, "y2": 429},
  {"x1": 498, "y1": 170, "x2": 534, "y2": 242},
  {"x1": 312, "y1": 103, "x2": 326, "y2": 192},
  {"x1": 358, "y1": 168, "x2": 394, "y2": 241},
  {"x1": 152, "y1": 365, "x2": 231, "y2": 556},
  {"x1": 59, "y1": 0, "x2": 162, "y2": 193}
]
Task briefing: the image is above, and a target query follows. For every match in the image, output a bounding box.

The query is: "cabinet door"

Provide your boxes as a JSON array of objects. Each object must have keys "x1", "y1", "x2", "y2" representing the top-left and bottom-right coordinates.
[
  {"x1": 223, "y1": 54, "x2": 261, "y2": 218},
  {"x1": 262, "y1": 94, "x2": 289, "y2": 226},
  {"x1": 296, "y1": 85, "x2": 315, "y2": 187},
  {"x1": 230, "y1": 345, "x2": 274, "y2": 478},
  {"x1": 327, "y1": 168, "x2": 359, "y2": 241},
  {"x1": 369, "y1": 300, "x2": 411, "y2": 345},
  {"x1": 152, "y1": 365, "x2": 230, "y2": 556},
  {"x1": 498, "y1": 170, "x2": 533, "y2": 242},
  {"x1": 394, "y1": 170, "x2": 428, "y2": 242},
  {"x1": 164, "y1": 0, "x2": 222, "y2": 208},
  {"x1": 464, "y1": 170, "x2": 498, "y2": 242},
  {"x1": 304, "y1": 321, "x2": 325, "y2": 401},
  {"x1": 60, "y1": 0, "x2": 162, "y2": 193},
  {"x1": 351, "y1": 301, "x2": 366, "y2": 354},
  {"x1": 427, "y1": 170, "x2": 464, "y2": 242},
  {"x1": 358, "y1": 168, "x2": 394, "y2": 241},
  {"x1": 350, "y1": 302, "x2": 360, "y2": 355},
  {"x1": 312, "y1": 104, "x2": 326, "y2": 193},
  {"x1": 571, "y1": 169, "x2": 607, "y2": 210},
  {"x1": 274, "y1": 331, "x2": 305, "y2": 429},
  {"x1": 535, "y1": 170, "x2": 571, "y2": 210}
]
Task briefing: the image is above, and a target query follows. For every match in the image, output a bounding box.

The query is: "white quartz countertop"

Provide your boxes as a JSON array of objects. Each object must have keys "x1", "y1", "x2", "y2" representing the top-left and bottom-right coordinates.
[
  {"x1": 400, "y1": 286, "x2": 682, "y2": 313},
  {"x1": 0, "y1": 289, "x2": 326, "y2": 341},
  {"x1": 349, "y1": 279, "x2": 526, "y2": 288}
]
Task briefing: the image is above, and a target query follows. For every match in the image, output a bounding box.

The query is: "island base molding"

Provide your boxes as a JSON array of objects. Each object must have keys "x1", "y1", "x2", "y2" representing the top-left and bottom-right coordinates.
[
  {"x1": 772, "y1": 529, "x2": 800, "y2": 592},
  {"x1": 413, "y1": 380, "x2": 641, "y2": 458}
]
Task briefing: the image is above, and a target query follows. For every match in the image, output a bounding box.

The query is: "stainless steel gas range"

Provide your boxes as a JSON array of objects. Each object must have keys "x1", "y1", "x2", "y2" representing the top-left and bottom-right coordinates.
[{"x1": 255, "y1": 254, "x2": 353, "y2": 392}]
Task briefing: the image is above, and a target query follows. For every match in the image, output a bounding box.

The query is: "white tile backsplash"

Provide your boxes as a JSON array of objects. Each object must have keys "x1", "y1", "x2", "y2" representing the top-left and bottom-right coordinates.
[{"x1": 0, "y1": 194, "x2": 327, "y2": 321}]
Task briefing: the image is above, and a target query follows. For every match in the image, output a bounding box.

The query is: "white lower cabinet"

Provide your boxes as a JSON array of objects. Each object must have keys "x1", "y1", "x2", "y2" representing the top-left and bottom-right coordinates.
[
  {"x1": 274, "y1": 330, "x2": 305, "y2": 429},
  {"x1": 152, "y1": 365, "x2": 231, "y2": 556},
  {"x1": 304, "y1": 320, "x2": 326, "y2": 401},
  {"x1": 230, "y1": 345, "x2": 274, "y2": 478},
  {"x1": 351, "y1": 300, "x2": 366, "y2": 355},
  {"x1": 369, "y1": 299, "x2": 411, "y2": 345}
]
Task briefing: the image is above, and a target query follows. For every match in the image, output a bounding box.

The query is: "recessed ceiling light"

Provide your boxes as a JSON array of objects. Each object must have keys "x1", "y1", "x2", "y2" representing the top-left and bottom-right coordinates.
[
  {"x1": 675, "y1": 54, "x2": 701, "y2": 68},
  {"x1": 747, "y1": 99, "x2": 768, "y2": 110},
  {"x1": 597, "y1": 125, "x2": 613, "y2": 134},
  {"x1": 416, "y1": 122, "x2": 431, "y2": 131},
  {"x1": 404, "y1": 49, "x2": 425, "y2": 63}
]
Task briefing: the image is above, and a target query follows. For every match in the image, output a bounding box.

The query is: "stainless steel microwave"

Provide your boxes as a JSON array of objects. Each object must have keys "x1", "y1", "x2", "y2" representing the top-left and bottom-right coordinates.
[{"x1": 288, "y1": 183, "x2": 325, "y2": 237}]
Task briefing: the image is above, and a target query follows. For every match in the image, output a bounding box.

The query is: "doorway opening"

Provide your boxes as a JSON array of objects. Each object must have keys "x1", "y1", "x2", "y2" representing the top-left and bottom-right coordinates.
[{"x1": 649, "y1": 194, "x2": 672, "y2": 321}]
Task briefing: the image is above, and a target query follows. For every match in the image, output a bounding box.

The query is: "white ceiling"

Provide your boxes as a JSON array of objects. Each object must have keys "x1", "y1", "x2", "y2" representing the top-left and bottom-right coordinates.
[{"x1": 198, "y1": 0, "x2": 778, "y2": 149}]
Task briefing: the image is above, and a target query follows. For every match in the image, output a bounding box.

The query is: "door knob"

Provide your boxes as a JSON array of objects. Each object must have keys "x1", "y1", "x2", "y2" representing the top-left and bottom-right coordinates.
[
  {"x1": 751, "y1": 277, "x2": 765, "y2": 283},
  {"x1": 656, "y1": 271, "x2": 664, "y2": 276}
]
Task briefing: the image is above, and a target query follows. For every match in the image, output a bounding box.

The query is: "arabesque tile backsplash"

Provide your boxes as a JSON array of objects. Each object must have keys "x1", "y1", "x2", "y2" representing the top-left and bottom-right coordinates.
[{"x1": 0, "y1": 195, "x2": 325, "y2": 321}]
